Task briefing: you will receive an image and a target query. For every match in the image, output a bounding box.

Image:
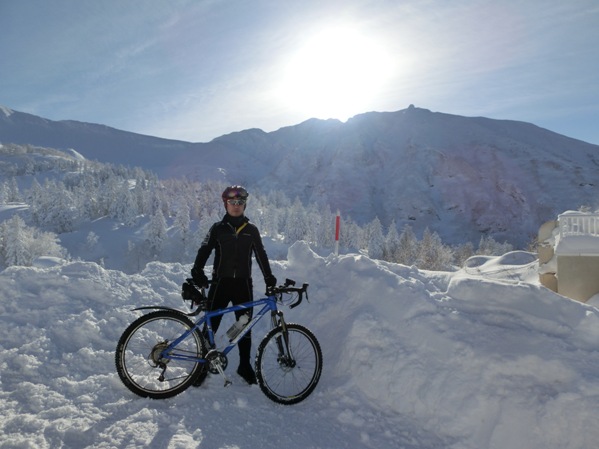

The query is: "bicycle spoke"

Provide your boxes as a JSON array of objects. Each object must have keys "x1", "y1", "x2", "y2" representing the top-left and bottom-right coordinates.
[
  {"x1": 116, "y1": 311, "x2": 205, "y2": 399},
  {"x1": 256, "y1": 324, "x2": 322, "y2": 404}
]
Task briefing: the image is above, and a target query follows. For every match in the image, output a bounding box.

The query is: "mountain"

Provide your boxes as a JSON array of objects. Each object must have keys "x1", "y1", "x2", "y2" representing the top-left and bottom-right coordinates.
[
  {"x1": 2, "y1": 104, "x2": 598, "y2": 247},
  {"x1": 0, "y1": 105, "x2": 193, "y2": 175}
]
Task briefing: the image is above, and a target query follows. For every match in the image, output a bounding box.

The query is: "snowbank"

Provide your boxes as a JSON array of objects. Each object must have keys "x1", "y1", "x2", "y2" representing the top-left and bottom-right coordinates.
[{"x1": 1, "y1": 242, "x2": 599, "y2": 448}]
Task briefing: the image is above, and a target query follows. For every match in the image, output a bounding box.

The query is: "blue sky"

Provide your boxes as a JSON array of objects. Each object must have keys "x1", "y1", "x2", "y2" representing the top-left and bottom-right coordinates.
[{"x1": 1, "y1": 0, "x2": 598, "y2": 144}]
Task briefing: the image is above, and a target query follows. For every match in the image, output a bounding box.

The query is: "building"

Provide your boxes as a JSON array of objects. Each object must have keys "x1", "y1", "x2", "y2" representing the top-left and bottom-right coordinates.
[{"x1": 538, "y1": 211, "x2": 599, "y2": 303}]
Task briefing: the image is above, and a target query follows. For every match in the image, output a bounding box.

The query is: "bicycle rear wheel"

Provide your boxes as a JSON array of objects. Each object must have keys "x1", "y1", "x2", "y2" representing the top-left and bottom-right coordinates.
[
  {"x1": 255, "y1": 323, "x2": 322, "y2": 405},
  {"x1": 115, "y1": 310, "x2": 206, "y2": 399}
]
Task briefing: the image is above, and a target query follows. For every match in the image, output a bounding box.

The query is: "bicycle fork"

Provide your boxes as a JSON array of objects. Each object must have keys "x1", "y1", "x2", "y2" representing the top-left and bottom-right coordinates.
[
  {"x1": 272, "y1": 311, "x2": 296, "y2": 368},
  {"x1": 201, "y1": 309, "x2": 297, "y2": 388}
]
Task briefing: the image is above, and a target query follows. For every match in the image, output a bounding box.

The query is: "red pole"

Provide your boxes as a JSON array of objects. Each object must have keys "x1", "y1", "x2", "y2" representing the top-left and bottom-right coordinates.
[{"x1": 335, "y1": 211, "x2": 340, "y2": 256}]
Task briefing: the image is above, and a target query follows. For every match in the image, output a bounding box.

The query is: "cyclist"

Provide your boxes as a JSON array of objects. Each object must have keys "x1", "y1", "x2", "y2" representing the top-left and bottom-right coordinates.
[{"x1": 191, "y1": 185, "x2": 277, "y2": 385}]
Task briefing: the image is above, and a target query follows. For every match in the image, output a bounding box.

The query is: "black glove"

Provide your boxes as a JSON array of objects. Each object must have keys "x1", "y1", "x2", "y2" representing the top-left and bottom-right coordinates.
[
  {"x1": 181, "y1": 279, "x2": 206, "y2": 305},
  {"x1": 264, "y1": 275, "x2": 277, "y2": 288},
  {"x1": 191, "y1": 267, "x2": 209, "y2": 288}
]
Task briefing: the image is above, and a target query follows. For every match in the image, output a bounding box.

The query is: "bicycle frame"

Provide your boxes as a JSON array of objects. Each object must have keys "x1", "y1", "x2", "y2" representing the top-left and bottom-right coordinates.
[{"x1": 159, "y1": 294, "x2": 283, "y2": 366}]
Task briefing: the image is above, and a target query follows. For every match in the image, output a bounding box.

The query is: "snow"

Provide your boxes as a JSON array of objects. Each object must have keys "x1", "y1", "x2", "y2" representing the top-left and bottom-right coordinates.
[
  {"x1": 555, "y1": 234, "x2": 599, "y2": 256},
  {"x1": 2, "y1": 241, "x2": 599, "y2": 449},
  {"x1": 65, "y1": 148, "x2": 86, "y2": 160},
  {"x1": 0, "y1": 106, "x2": 13, "y2": 117},
  {"x1": 554, "y1": 211, "x2": 599, "y2": 256}
]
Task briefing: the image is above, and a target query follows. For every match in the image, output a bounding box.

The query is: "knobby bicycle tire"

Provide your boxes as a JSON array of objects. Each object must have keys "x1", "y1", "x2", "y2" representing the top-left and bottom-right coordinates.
[
  {"x1": 115, "y1": 310, "x2": 207, "y2": 399},
  {"x1": 255, "y1": 323, "x2": 323, "y2": 405}
]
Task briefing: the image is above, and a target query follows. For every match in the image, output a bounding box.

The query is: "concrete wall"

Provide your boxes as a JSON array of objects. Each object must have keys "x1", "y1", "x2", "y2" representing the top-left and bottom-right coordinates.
[{"x1": 557, "y1": 255, "x2": 599, "y2": 302}]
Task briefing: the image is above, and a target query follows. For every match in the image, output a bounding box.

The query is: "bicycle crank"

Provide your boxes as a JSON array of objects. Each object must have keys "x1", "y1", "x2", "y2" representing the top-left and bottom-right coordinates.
[{"x1": 206, "y1": 350, "x2": 232, "y2": 387}]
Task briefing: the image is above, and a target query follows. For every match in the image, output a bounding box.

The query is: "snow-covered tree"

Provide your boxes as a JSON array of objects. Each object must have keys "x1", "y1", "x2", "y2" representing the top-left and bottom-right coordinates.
[
  {"x1": 384, "y1": 220, "x2": 400, "y2": 262},
  {"x1": 396, "y1": 224, "x2": 418, "y2": 266},
  {"x1": 173, "y1": 202, "x2": 193, "y2": 257},
  {"x1": 454, "y1": 241, "x2": 475, "y2": 266},
  {"x1": 339, "y1": 216, "x2": 362, "y2": 251},
  {"x1": 477, "y1": 235, "x2": 513, "y2": 256},
  {"x1": 44, "y1": 180, "x2": 76, "y2": 233},
  {"x1": 110, "y1": 182, "x2": 138, "y2": 226},
  {"x1": 146, "y1": 209, "x2": 168, "y2": 257},
  {"x1": 86, "y1": 231, "x2": 99, "y2": 251},
  {"x1": 28, "y1": 230, "x2": 68, "y2": 264},
  {"x1": 312, "y1": 204, "x2": 335, "y2": 249},
  {"x1": 0, "y1": 215, "x2": 66, "y2": 267},
  {"x1": 416, "y1": 227, "x2": 454, "y2": 271},
  {"x1": 366, "y1": 217, "x2": 385, "y2": 260},
  {"x1": 27, "y1": 179, "x2": 45, "y2": 225},
  {"x1": 0, "y1": 182, "x2": 7, "y2": 203},
  {"x1": 7, "y1": 177, "x2": 21, "y2": 202},
  {"x1": 1, "y1": 215, "x2": 30, "y2": 266},
  {"x1": 260, "y1": 204, "x2": 280, "y2": 238},
  {"x1": 285, "y1": 197, "x2": 309, "y2": 243}
]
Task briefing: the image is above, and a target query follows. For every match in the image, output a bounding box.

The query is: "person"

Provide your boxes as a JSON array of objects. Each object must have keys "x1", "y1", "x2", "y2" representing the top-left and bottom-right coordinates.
[{"x1": 191, "y1": 185, "x2": 276, "y2": 385}]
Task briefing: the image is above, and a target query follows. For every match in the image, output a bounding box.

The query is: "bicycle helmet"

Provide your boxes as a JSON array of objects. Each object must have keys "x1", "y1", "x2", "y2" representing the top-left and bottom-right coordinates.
[{"x1": 222, "y1": 185, "x2": 249, "y2": 208}]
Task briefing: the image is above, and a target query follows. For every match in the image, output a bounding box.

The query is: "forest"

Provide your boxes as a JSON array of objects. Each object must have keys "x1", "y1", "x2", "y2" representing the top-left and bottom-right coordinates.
[{"x1": 0, "y1": 143, "x2": 514, "y2": 272}]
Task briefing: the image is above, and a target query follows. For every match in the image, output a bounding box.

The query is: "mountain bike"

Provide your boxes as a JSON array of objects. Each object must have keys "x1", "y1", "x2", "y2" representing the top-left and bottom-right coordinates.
[{"x1": 115, "y1": 279, "x2": 322, "y2": 405}]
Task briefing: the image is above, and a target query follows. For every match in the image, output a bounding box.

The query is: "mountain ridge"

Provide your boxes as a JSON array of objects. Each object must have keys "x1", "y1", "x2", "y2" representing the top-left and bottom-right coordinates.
[{"x1": 2, "y1": 104, "x2": 598, "y2": 247}]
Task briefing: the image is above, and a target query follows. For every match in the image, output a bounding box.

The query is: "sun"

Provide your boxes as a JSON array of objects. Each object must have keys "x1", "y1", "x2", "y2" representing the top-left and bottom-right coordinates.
[{"x1": 276, "y1": 25, "x2": 394, "y2": 121}]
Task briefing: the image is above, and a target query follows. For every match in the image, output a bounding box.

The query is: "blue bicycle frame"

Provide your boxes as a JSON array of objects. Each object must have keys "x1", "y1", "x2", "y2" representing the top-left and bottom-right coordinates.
[{"x1": 158, "y1": 295, "x2": 280, "y2": 365}]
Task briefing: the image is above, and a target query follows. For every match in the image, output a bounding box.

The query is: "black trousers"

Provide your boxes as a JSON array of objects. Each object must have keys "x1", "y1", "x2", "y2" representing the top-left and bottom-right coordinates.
[{"x1": 207, "y1": 277, "x2": 254, "y2": 366}]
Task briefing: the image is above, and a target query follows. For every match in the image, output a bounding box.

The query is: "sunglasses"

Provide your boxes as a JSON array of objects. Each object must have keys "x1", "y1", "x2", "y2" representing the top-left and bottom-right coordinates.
[{"x1": 227, "y1": 199, "x2": 246, "y2": 206}]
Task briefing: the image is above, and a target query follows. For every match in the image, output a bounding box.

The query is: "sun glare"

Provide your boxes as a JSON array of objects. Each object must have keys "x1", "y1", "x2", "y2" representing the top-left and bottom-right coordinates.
[{"x1": 276, "y1": 25, "x2": 395, "y2": 121}]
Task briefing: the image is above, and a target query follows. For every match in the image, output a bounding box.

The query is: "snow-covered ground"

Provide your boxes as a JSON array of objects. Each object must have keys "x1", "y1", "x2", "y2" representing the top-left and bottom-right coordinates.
[{"x1": 1, "y1": 242, "x2": 599, "y2": 449}]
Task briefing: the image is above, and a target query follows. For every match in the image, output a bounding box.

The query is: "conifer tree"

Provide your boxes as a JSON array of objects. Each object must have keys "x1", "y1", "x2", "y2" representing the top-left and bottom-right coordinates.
[
  {"x1": 27, "y1": 179, "x2": 45, "y2": 226},
  {"x1": 339, "y1": 216, "x2": 362, "y2": 251},
  {"x1": 454, "y1": 241, "x2": 475, "y2": 266},
  {"x1": 146, "y1": 209, "x2": 168, "y2": 258},
  {"x1": 7, "y1": 177, "x2": 21, "y2": 202},
  {"x1": 313, "y1": 204, "x2": 334, "y2": 248},
  {"x1": 0, "y1": 215, "x2": 66, "y2": 267},
  {"x1": 86, "y1": 231, "x2": 99, "y2": 251},
  {"x1": 367, "y1": 217, "x2": 385, "y2": 259},
  {"x1": 397, "y1": 224, "x2": 418, "y2": 265},
  {"x1": 174, "y1": 202, "x2": 192, "y2": 257},
  {"x1": 285, "y1": 197, "x2": 309, "y2": 243},
  {"x1": 110, "y1": 183, "x2": 138, "y2": 226},
  {"x1": 384, "y1": 219, "x2": 400, "y2": 262},
  {"x1": 0, "y1": 182, "x2": 7, "y2": 203},
  {"x1": 1, "y1": 215, "x2": 30, "y2": 266},
  {"x1": 416, "y1": 227, "x2": 453, "y2": 271}
]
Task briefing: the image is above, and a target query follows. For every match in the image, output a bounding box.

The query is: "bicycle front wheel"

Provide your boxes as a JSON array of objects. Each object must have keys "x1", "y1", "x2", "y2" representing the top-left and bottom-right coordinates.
[
  {"x1": 115, "y1": 310, "x2": 206, "y2": 399},
  {"x1": 255, "y1": 323, "x2": 323, "y2": 405}
]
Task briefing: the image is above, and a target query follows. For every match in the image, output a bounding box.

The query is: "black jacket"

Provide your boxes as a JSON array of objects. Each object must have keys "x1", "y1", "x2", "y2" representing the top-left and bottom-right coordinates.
[{"x1": 192, "y1": 215, "x2": 274, "y2": 282}]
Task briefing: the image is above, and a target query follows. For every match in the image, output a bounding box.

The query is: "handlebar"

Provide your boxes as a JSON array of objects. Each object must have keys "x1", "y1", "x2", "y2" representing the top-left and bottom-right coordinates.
[
  {"x1": 266, "y1": 278, "x2": 309, "y2": 309},
  {"x1": 183, "y1": 277, "x2": 309, "y2": 311}
]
